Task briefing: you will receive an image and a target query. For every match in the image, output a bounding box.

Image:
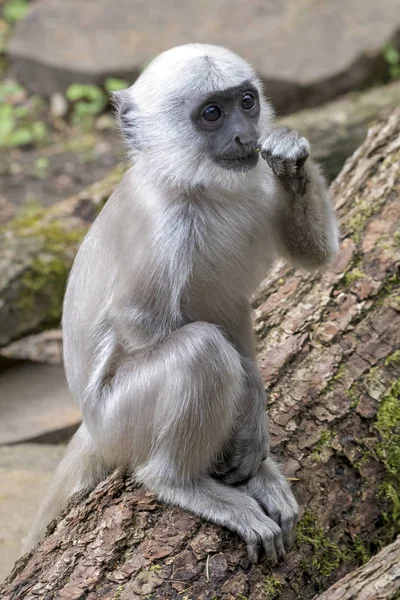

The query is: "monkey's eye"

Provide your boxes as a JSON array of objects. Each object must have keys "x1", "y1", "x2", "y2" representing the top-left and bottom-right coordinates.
[
  {"x1": 201, "y1": 104, "x2": 222, "y2": 123},
  {"x1": 241, "y1": 92, "x2": 256, "y2": 110}
]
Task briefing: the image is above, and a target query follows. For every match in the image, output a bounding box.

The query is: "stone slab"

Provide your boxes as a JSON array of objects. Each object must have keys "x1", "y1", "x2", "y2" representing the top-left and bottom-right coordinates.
[
  {"x1": 0, "y1": 363, "x2": 81, "y2": 445},
  {"x1": 0, "y1": 330, "x2": 63, "y2": 365},
  {"x1": 8, "y1": 0, "x2": 400, "y2": 113},
  {"x1": 0, "y1": 443, "x2": 66, "y2": 582}
]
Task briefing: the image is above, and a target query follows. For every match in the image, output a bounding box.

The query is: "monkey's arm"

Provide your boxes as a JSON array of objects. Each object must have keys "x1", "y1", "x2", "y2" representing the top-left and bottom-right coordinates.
[{"x1": 260, "y1": 127, "x2": 340, "y2": 270}]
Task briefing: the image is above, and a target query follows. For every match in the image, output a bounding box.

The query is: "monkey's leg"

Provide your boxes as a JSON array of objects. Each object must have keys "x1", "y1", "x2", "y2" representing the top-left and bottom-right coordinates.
[
  {"x1": 211, "y1": 356, "x2": 269, "y2": 485},
  {"x1": 22, "y1": 423, "x2": 108, "y2": 554},
  {"x1": 239, "y1": 457, "x2": 299, "y2": 550},
  {"x1": 209, "y1": 357, "x2": 298, "y2": 551},
  {"x1": 87, "y1": 322, "x2": 285, "y2": 564}
]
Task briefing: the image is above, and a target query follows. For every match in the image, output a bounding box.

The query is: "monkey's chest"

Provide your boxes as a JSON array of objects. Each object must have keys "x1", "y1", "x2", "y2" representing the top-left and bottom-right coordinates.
[{"x1": 179, "y1": 248, "x2": 258, "y2": 323}]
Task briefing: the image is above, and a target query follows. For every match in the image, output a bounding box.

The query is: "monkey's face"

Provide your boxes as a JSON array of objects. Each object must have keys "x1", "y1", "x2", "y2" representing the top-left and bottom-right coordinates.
[
  {"x1": 114, "y1": 45, "x2": 274, "y2": 190},
  {"x1": 190, "y1": 82, "x2": 261, "y2": 173}
]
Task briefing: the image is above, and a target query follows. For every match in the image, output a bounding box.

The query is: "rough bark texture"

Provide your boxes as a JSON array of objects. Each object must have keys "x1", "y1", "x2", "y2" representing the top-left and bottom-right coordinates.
[
  {"x1": 314, "y1": 536, "x2": 400, "y2": 600},
  {"x1": 1, "y1": 111, "x2": 400, "y2": 600}
]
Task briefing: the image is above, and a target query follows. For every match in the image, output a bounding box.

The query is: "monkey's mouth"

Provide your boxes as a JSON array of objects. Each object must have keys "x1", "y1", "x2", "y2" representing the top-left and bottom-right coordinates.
[{"x1": 216, "y1": 151, "x2": 259, "y2": 171}]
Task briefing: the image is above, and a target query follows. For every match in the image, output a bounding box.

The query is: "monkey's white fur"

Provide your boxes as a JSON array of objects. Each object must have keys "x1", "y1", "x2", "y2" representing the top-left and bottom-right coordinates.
[{"x1": 24, "y1": 44, "x2": 339, "y2": 563}]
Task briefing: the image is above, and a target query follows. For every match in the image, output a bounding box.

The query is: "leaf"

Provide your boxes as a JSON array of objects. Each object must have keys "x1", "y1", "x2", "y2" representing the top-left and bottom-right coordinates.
[
  {"x1": 3, "y1": 0, "x2": 29, "y2": 24},
  {"x1": 105, "y1": 78, "x2": 129, "y2": 92}
]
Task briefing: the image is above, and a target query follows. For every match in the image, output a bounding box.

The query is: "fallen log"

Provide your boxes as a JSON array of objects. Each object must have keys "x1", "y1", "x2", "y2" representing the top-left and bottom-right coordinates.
[
  {"x1": 0, "y1": 166, "x2": 124, "y2": 347},
  {"x1": 1, "y1": 110, "x2": 400, "y2": 599},
  {"x1": 313, "y1": 535, "x2": 400, "y2": 600}
]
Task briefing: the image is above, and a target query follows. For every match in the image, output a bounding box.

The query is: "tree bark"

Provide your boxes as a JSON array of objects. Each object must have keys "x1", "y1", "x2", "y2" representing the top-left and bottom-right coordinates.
[
  {"x1": 313, "y1": 536, "x2": 400, "y2": 600},
  {"x1": 2, "y1": 110, "x2": 400, "y2": 600}
]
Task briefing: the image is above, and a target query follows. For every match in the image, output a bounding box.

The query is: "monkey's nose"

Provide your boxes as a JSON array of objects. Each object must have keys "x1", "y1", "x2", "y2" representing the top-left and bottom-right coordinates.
[{"x1": 234, "y1": 134, "x2": 254, "y2": 151}]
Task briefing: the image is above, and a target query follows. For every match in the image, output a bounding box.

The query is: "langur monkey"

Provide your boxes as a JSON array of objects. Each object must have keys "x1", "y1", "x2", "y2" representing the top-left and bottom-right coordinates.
[{"x1": 25, "y1": 44, "x2": 339, "y2": 563}]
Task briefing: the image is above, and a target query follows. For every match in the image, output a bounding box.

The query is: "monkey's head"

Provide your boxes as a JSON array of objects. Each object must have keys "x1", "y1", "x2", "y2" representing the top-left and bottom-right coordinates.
[{"x1": 113, "y1": 44, "x2": 273, "y2": 191}]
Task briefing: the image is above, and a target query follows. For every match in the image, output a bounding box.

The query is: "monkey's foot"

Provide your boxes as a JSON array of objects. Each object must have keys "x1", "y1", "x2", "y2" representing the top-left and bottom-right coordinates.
[{"x1": 240, "y1": 458, "x2": 299, "y2": 550}]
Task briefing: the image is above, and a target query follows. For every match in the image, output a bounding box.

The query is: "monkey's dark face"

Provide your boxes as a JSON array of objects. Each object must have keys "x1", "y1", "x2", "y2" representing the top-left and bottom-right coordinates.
[{"x1": 190, "y1": 82, "x2": 260, "y2": 171}]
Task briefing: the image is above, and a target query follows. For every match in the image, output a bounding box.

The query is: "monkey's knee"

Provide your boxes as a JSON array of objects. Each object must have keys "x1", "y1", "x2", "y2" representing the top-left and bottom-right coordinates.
[
  {"x1": 143, "y1": 323, "x2": 246, "y2": 480},
  {"x1": 177, "y1": 322, "x2": 244, "y2": 390}
]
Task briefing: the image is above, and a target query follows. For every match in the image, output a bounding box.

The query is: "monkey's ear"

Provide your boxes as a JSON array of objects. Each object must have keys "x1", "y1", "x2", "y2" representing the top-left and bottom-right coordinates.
[{"x1": 112, "y1": 88, "x2": 141, "y2": 150}]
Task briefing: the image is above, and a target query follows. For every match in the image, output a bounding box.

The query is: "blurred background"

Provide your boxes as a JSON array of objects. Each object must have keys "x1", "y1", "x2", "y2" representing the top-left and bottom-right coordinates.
[{"x1": 1, "y1": 0, "x2": 400, "y2": 581}]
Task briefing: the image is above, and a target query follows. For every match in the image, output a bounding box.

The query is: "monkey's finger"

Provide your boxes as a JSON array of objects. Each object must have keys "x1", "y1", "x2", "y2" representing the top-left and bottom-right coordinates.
[
  {"x1": 262, "y1": 536, "x2": 278, "y2": 566},
  {"x1": 281, "y1": 518, "x2": 296, "y2": 551},
  {"x1": 274, "y1": 531, "x2": 286, "y2": 560},
  {"x1": 245, "y1": 533, "x2": 260, "y2": 564},
  {"x1": 296, "y1": 152, "x2": 309, "y2": 169}
]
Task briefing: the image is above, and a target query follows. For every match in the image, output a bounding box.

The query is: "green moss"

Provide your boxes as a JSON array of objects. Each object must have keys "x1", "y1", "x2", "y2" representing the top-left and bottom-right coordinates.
[
  {"x1": 342, "y1": 268, "x2": 365, "y2": 286},
  {"x1": 351, "y1": 537, "x2": 371, "y2": 564},
  {"x1": 111, "y1": 585, "x2": 124, "y2": 600},
  {"x1": 148, "y1": 564, "x2": 162, "y2": 572},
  {"x1": 296, "y1": 512, "x2": 347, "y2": 579},
  {"x1": 362, "y1": 378, "x2": 400, "y2": 542},
  {"x1": 264, "y1": 576, "x2": 283, "y2": 600},
  {"x1": 312, "y1": 429, "x2": 335, "y2": 459},
  {"x1": 347, "y1": 198, "x2": 380, "y2": 243},
  {"x1": 374, "y1": 379, "x2": 400, "y2": 474},
  {"x1": 384, "y1": 350, "x2": 400, "y2": 367},
  {"x1": 3, "y1": 203, "x2": 86, "y2": 325},
  {"x1": 326, "y1": 363, "x2": 347, "y2": 392},
  {"x1": 382, "y1": 274, "x2": 400, "y2": 301},
  {"x1": 393, "y1": 231, "x2": 400, "y2": 246},
  {"x1": 19, "y1": 256, "x2": 70, "y2": 321},
  {"x1": 348, "y1": 383, "x2": 359, "y2": 408}
]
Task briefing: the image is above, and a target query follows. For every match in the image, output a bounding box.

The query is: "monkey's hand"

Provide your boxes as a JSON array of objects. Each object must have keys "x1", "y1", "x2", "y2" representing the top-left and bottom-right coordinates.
[{"x1": 259, "y1": 126, "x2": 310, "y2": 195}]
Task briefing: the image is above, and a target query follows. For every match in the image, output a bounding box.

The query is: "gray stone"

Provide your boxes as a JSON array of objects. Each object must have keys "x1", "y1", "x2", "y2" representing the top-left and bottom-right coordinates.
[
  {"x1": 0, "y1": 329, "x2": 63, "y2": 365},
  {"x1": 0, "y1": 443, "x2": 66, "y2": 582},
  {"x1": 8, "y1": 0, "x2": 400, "y2": 113},
  {"x1": 0, "y1": 363, "x2": 80, "y2": 445}
]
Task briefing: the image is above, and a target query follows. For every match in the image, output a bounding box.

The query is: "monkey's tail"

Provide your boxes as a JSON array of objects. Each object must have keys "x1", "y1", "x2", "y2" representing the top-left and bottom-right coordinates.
[{"x1": 22, "y1": 423, "x2": 108, "y2": 554}]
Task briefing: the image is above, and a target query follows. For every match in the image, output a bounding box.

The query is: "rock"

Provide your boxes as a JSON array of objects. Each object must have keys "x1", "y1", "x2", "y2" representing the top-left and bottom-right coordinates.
[
  {"x1": 0, "y1": 329, "x2": 63, "y2": 364},
  {"x1": 8, "y1": 0, "x2": 400, "y2": 113},
  {"x1": 49, "y1": 92, "x2": 68, "y2": 118},
  {"x1": 276, "y1": 79, "x2": 400, "y2": 180},
  {"x1": 0, "y1": 194, "x2": 14, "y2": 224},
  {"x1": 0, "y1": 362, "x2": 80, "y2": 444},
  {"x1": 0, "y1": 443, "x2": 66, "y2": 583}
]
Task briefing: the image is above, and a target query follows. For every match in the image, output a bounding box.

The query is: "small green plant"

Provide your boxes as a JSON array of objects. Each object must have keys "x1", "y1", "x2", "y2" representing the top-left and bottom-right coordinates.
[
  {"x1": 0, "y1": 103, "x2": 47, "y2": 147},
  {"x1": 105, "y1": 77, "x2": 128, "y2": 92},
  {"x1": 33, "y1": 156, "x2": 50, "y2": 178},
  {"x1": 383, "y1": 43, "x2": 400, "y2": 80},
  {"x1": 66, "y1": 83, "x2": 107, "y2": 124},
  {"x1": 3, "y1": 0, "x2": 29, "y2": 23},
  {"x1": 264, "y1": 576, "x2": 283, "y2": 599}
]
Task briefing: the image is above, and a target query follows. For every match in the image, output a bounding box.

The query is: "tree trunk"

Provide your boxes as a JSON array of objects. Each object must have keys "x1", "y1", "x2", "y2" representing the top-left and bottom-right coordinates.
[
  {"x1": 2, "y1": 110, "x2": 400, "y2": 600},
  {"x1": 313, "y1": 536, "x2": 400, "y2": 600}
]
